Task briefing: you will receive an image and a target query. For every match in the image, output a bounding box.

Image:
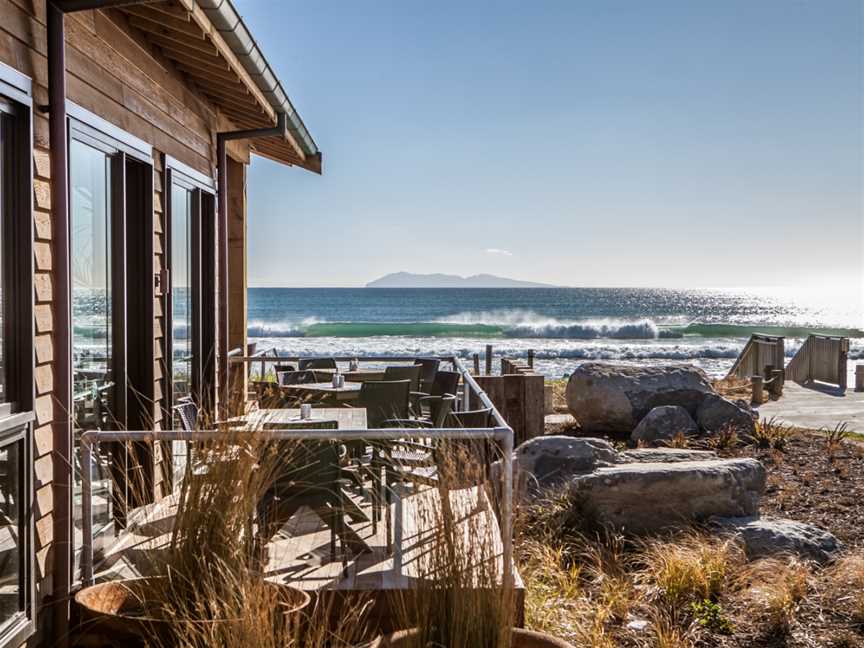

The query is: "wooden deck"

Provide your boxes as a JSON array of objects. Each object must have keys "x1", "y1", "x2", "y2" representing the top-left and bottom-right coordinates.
[{"x1": 93, "y1": 480, "x2": 523, "y2": 628}]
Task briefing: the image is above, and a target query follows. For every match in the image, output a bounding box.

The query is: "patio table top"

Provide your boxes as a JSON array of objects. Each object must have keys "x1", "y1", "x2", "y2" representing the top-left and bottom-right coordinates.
[
  {"x1": 280, "y1": 381, "x2": 363, "y2": 401},
  {"x1": 244, "y1": 407, "x2": 367, "y2": 430}
]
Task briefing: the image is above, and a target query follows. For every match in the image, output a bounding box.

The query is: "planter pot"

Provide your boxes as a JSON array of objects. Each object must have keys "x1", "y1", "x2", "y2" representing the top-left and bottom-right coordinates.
[
  {"x1": 370, "y1": 628, "x2": 575, "y2": 648},
  {"x1": 74, "y1": 576, "x2": 310, "y2": 647}
]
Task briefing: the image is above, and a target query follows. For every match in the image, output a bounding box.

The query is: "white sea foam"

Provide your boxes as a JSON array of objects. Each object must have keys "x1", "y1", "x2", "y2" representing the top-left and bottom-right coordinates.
[{"x1": 436, "y1": 310, "x2": 666, "y2": 339}]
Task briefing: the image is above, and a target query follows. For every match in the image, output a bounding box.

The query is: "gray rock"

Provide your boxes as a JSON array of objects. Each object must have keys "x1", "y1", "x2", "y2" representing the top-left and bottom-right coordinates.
[
  {"x1": 566, "y1": 363, "x2": 715, "y2": 433},
  {"x1": 570, "y1": 458, "x2": 766, "y2": 533},
  {"x1": 714, "y1": 516, "x2": 844, "y2": 564},
  {"x1": 697, "y1": 393, "x2": 757, "y2": 437},
  {"x1": 631, "y1": 405, "x2": 698, "y2": 445},
  {"x1": 621, "y1": 448, "x2": 718, "y2": 463},
  {"x1": 514, "y1": 436, "x2": 620, "y2": 496}
]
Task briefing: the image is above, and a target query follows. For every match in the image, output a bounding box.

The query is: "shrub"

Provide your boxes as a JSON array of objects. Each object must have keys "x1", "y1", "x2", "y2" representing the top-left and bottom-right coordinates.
[
  {"x1": 752, "y1": 417, "x2": 793, "y2": 450},
  {"x1": 690, "y1": 598, "x2": 734, "y2": 635}
]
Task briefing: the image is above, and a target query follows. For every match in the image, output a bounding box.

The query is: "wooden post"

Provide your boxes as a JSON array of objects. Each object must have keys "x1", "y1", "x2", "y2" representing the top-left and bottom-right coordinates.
[
  {"x1": 768, "y1": 369, "x2": 785, "y2": 398},
  {"x1": 855, "y1": 364, "x2": 864, "y2": 392},
  {"x1": 485, "y1": 344, "x2": 493, "y2": 376},
  {"x1": 473, "y1": 353, "x2": 480, "y2": 375},
  {"x1": 751, "y1": 375, "x2": 764, "y2": 404},
  {"x1": 527, "y1": 349, "x2": 534, "y2": 369},
  {"x1": 839, "y1": 339, "x2": 849, "y2": 391}
]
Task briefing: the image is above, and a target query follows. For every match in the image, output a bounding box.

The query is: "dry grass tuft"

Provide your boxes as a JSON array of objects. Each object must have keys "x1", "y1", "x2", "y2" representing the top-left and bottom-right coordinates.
[
  {"x1": 652, "y1": 612, "x2": 696, "y2": 648},
  {"x1": 711, "y1": 376, "x2": 752, "y2": 401},
  {"x1": 825, "y1": 551, "x2": 864, "y2": 624},
  {"x1": 637, "y1": 533, "x2": 744, "y2": 612},
  {"x1": 737, "y1": 557, "x2": 810, "y2": 633}
]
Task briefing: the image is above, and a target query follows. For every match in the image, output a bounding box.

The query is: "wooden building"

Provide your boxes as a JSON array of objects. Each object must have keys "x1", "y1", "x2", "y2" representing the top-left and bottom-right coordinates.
[{"x1": 0, "y1": 1, "x2": 321, "y2": 645}]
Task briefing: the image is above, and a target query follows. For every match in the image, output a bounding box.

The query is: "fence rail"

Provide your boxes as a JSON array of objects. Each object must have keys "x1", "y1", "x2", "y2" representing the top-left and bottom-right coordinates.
[{"x1": 726, "y1": 334, "x2": 785, "y2": 380}]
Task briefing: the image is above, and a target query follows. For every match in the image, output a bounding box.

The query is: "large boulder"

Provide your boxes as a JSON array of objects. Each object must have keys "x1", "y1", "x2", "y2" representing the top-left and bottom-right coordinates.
[
  {"x1": 514, "y1": 436, "x2": 620, "y2": 496},
  {"x1": 696, "y1": 393, "x2": 757, "y2": 437},
  {"x1": 565, "y1": 363, "x2": 715, "y2": 433},
  {"x1": 713, "y1": 517, "x2": 844, "y2": 564},
  {"x1": 570, "y1": 458, "x2": 766, "y2": 533},
  {"x1": 631, "y1": 405, "x2": 698, "y2": 445}
]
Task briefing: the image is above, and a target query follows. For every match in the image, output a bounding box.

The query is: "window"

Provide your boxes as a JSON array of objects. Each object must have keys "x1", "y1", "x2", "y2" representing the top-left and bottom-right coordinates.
[
  {"x1": 0, "y1": 416, "x2": 33, "y2": 643},
  {"x1": 164, "y1": 161, "x2": 215, "y2": 485},
  {"x1": 68, "y1": 107, "x2": 154, "y2": 579},
  {"x1": 0, "y1": 67, "x2": 35, "y2": 647}
]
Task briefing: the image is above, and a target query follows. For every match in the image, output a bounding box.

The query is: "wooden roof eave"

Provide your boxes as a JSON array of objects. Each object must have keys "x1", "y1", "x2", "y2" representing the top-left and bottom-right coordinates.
[{"x1": 117, "y1": 1, "x2": 316, "y2": 171}]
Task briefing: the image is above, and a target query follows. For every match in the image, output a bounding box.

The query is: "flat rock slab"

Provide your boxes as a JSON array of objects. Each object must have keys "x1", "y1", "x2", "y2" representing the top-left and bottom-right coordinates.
[
  {"x1": 620, "y1": 448, "x2": 718, "y2": 463},
  {"x1": 544, "y1": 413, "x2": 578, "y2": 428},
  {"x1": 714, "y1": 516, "x2": 845, "y2": 564},
  {"x1": 515, "y1": 436, "x2": 620, "y2": 496},
  {"x1": 571, "y1": 458, "x2": 766, "y2": 533}
]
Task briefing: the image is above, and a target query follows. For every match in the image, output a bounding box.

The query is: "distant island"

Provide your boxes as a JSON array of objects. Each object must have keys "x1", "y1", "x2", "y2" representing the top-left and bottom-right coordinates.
[{"x1": 366, "y1": 272, "x2": 556, "y2": 288}]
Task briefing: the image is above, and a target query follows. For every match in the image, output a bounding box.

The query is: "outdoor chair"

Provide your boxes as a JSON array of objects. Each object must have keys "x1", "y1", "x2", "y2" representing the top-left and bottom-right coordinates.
[
  {"x1": 298, "y1": 357, "x2": 337, "y2": 370},
  {"x1": 413, "y1": 370, "x2": 460, "y2": 417},
  {"x1": 442, "y1": 407, "x2": 495, "y2": 487},
  {"x1": 378, "y1": 403, "x2": 492, "y2": 553},
  {"x1": 277, "y1": 370, "x2": 317, "y2": 386},
  {"x1": 358, "y1": 379, "x2": 412, "y2": 429},
  {"x1": 353, "y1": 379, "x2": 413, "y2": 538},
  {"x1": 256, "y1": 421, "x2": 371, "y2": 566},
  {"x1": 431, "y1": 370, "x2": 460, "y2": 397},
  {"x1": 174, "y1": 399, "x2": 198, "y2": 433},
  {"x1": 413, "y1": 358, "x2": 440, "y2": 392},
  {"x1": 383, "y1": 365, "x2": 422, "y2": 393}
]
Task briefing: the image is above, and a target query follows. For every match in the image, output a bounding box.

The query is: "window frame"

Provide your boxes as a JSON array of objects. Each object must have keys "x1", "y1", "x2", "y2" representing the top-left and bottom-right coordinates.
[{"x1": 0, "y1": 61, "x2": 36, "y2": 648}]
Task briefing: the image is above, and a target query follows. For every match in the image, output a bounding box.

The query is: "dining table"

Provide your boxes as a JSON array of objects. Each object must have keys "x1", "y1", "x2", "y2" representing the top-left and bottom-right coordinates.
[
  {"x1": 239, "y1": 407, "x2": 367, "y2": 430},
  {"x1": 280, "y1": 381, "x2": 363, "y2": 402},
  {"x1": 309, "y1": 368, "x2": 387, "y2": 383}
]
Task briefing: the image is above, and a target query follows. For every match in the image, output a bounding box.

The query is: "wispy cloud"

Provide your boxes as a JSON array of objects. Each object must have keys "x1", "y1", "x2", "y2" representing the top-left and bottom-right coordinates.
[{"x1": 485, "y1": 248, "x2": 513, "y2": 257}]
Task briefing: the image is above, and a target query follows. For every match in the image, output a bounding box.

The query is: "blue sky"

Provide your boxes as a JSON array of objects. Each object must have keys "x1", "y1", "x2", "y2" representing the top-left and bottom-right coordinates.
[{"x1": 237, "y1": 0, "x2": 863, "y2": 292}]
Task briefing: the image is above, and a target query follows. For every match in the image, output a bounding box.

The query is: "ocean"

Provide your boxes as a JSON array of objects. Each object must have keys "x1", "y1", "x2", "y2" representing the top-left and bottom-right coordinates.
[{"x1": 246, "y1": 287, "x2": 864, "y2": 379}]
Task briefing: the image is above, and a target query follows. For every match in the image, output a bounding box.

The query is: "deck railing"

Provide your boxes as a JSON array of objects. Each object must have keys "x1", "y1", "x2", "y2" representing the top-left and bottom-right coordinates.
[
  {"x1": 79, "y1": 355, "x2": 514, "y2": 593},
  {"x1": 786, "y1": 334, "x2": 850, "y2": 389}
]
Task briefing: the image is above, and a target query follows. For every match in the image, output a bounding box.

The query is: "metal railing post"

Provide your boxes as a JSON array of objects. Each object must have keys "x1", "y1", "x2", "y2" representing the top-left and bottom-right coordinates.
[
  {"x1": 499, "y1": 426, "x2": 513, "y2": 594},
  {"x1": 81, "y1": 438, "x2": 94, "y2": 585}
]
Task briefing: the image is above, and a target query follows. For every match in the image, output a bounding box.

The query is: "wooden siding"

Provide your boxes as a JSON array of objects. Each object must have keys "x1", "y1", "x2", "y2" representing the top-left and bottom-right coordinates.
[
  {"x1": 152, "y1": 153, "x2": 169, "y2": 500},
  {"x1": 0, "y1": 2, "x2": 252, "y2": 644}
]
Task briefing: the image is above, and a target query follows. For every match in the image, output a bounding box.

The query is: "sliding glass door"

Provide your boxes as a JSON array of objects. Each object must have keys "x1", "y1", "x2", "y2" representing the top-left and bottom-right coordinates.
[
  {"x1": 70, "y1": 138, "x2": 114, "y2": 559},
  {"x1": 165, "y1": 168, "x2": 215, "y2": 486},
  {"x1": 69, "y1": 115, "x2": 155, "y2": 579}
]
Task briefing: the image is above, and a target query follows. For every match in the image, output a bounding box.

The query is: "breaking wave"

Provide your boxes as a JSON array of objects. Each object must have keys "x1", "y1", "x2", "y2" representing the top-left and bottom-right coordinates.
[{"x1": 245, "y1": 310, "x2": 864, "y2": 341}]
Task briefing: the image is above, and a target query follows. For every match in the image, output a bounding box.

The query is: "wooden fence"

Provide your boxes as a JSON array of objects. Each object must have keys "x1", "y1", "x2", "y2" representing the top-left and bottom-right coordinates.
[
  {"x1": 785, "y1": 334, "x2": 849, "y2": 389},
  {"x1": 471, "y1": 373, "x2": 544, "y2": 446},
  {"x1": 726, "y1": 334, "x2": 786, "y2": 380}
]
